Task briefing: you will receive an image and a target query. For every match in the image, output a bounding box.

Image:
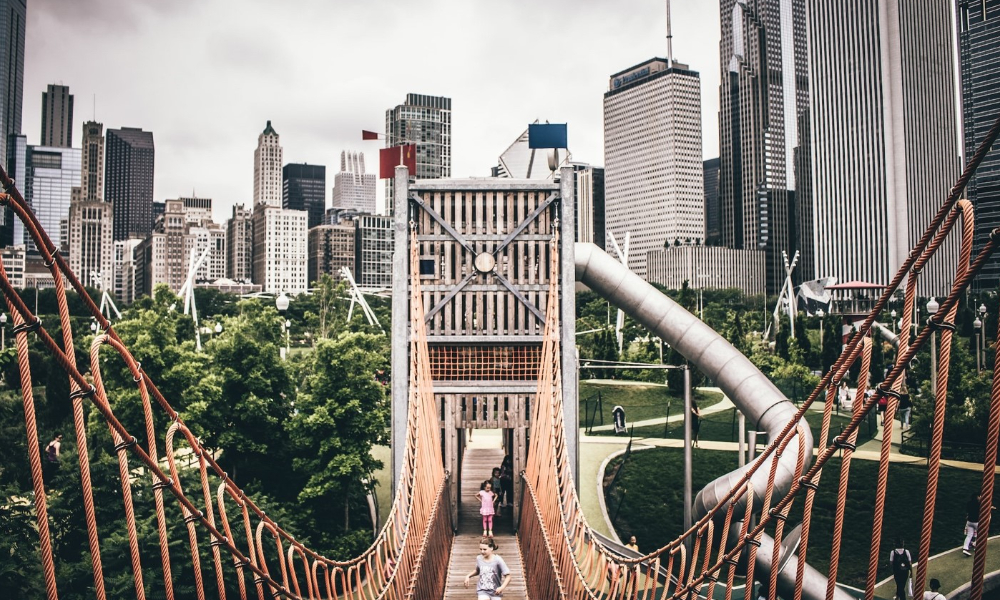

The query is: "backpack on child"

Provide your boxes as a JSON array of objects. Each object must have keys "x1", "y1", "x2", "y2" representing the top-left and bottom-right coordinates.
[{"x1": 891, "y1": 549, "x2": 911, "y2": 576}]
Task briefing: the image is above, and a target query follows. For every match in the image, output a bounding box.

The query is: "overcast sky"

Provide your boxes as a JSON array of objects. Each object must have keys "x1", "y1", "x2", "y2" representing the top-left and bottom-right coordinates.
[{"x1": 23, "y1": 0, "x2": 721, "y2": 221}]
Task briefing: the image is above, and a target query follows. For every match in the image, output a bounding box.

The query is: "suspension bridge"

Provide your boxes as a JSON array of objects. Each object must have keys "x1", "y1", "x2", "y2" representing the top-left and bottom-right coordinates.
[{"x1": 1, "y1": 111, "x2": 1000, "y2": 600}]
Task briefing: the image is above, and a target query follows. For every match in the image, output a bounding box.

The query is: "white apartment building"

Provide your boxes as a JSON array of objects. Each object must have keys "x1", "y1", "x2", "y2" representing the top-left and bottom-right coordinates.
[
  {"x1": 646, "y1": 245, "x2": 766, "y2": 297},
  {"x1": 252, "y1": 206, "x2": 308, "y2": 294},
  {"x1": 604, "y1": 57, "x2": 704, "y2": 277}
]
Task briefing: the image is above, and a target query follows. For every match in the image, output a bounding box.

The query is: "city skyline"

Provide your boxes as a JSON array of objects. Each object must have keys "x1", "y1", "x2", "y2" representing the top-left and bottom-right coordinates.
[{"x1": 21, "y1": 0, "x2": 723, "y2": 222}]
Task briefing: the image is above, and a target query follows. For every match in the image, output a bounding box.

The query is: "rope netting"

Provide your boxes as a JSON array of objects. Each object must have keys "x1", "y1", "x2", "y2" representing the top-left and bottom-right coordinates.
[
  {"x1": 0, "y1": 166, "x2": 451, "y2": 599},
  {"x1": 518, "y1": 113, "x2": 1000, "y2": 600}
]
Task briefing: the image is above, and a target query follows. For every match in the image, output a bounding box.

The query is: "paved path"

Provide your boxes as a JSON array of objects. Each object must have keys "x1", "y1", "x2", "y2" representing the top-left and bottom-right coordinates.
[
  {"x1": 444, "y1": 431, "x2": 527, "y2": 600},
  {"x1": 589, "y1": 387, "x2": 733, "y2": 432}
]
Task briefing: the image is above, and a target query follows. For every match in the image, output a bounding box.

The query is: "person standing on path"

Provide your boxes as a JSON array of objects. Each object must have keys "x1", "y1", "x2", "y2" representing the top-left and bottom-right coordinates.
[
  {"x1": 888, "y1": 538, "x2": 912, "y2": 600},
  {"x1": 963, "y1": 492, "x2": 996, "y2": 555},
  {"x1": 690, "y1": 400, "x2": 702, "y2": 448},
  {"x1": 625, "y1": 536, "x2": 638, "y2": 552},
  {"x1": 474, "y1": 480, "x2": 497, "y2": 537},
  {"x1": 464, "y1": 537, "x2": 511, "y2": 599}
]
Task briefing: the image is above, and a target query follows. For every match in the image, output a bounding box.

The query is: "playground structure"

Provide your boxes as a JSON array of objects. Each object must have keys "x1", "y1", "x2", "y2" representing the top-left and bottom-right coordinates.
[{"x1": 0, "y1": 111, "x2": 998, "y2": 599}]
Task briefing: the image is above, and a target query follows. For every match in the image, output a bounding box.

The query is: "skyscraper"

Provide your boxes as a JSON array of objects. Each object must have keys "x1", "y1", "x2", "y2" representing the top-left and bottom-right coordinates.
[
  {"x1": 574, "y1": 165, "x2": 605, "y2": 250},
  {"x1": 69, "y1": 121, "x2": 114, "y2": 287},
  {"x1": 253, "y1": 120, "x2": 282, "y2": 208},
  {"x1": 283, "y1": 162, "x2": 326, "y2": 229},
  {"x1": 807, "y1": 0, "x2": 959, "y2": 295},
  {"x1": 385, "y1": 93, "x2": 451, "y2": 210},
  {"x1": 250, "y1": 122, "x2": 307, "y2": 293},
  {"x1": 718, "y1": 0, "x2": 809, "y2": 293},
  {"x1": 23, "y1": 145, "x2": 81, "y2": 252},
  {"x1": 332, "y1": 151, "x2": 376, "y2": 213},
  {"x1": 41, "y1": 84, "x2": 73, "y2": 148},
  {"x1": 703, "y1": 157, "x2": 721, "y2": 245},
  {"x1": 0, "y1": 0, "x2": 25, "y2": 166},
  {"x1": 958, "y1": 0, "x2": 1000, "y2": 293},
  {"x1": 105, "y1": 127, "x2": 154, "y2": 241},
  {"x1": 226, "y1": 203, "x2": 252, "y2": 282},
  {"x1": 604, "y1": 56, "x2": 703, "y2": 277}
]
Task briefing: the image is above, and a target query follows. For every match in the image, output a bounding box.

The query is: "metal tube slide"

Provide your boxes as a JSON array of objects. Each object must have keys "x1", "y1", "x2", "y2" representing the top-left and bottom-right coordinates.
[{"x1": 575, "y1": 243, "x2": 852, "y2": 600}]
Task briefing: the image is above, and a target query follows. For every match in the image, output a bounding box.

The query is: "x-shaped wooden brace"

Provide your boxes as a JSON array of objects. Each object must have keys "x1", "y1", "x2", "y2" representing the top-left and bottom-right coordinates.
[{"x1": 411, "y1": 192, "x2": 558, "y2": 324}]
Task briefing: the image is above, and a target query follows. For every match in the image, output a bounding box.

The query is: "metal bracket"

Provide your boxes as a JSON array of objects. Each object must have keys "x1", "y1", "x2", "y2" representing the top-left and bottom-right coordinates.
[
  {"x1": 409, "y1": 194, "x2": 476, "y2": 256},
  {"x1": 494, "y1": 272, "x2": 546, "y2": 323}
]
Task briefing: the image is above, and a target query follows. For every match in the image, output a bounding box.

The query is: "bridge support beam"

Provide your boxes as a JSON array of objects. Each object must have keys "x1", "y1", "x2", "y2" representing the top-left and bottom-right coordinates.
[{"x1": 391, "y1": 166, "x2": 410, "y2": 492}]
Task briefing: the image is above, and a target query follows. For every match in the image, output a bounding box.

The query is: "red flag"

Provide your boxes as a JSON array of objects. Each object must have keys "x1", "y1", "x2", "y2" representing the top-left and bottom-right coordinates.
[
  {"x1": 379, "y1": 145, "x2": 417, "y2": 179},
  {"x1": 362, "y1": 130, "x2": 381, "y2": 140}
]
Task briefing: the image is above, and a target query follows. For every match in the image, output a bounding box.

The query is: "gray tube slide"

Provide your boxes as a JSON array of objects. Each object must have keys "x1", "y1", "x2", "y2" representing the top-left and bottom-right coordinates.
[{"x1": 575, "y1": 243, "x2": 853, "y2": 600}]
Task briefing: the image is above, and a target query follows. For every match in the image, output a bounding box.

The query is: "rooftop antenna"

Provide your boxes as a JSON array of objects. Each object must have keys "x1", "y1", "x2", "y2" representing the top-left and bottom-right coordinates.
[{"x1": 666, "y1": 0, "x2": 674, "y2": 68}]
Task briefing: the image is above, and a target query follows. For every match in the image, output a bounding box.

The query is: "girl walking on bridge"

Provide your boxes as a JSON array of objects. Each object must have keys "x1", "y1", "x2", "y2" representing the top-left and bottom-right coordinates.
[
  {"x1": 464, "y1": 537, "x2": 511, "y2": 599},
  {"x1": 475, "y1": 480, "x2": 497, "y2": 536}
]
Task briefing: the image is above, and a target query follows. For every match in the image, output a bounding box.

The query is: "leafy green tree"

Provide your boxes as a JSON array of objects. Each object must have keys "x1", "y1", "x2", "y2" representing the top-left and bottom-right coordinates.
[
  {"x1": 286, "y1": 332, "x2": 390, "y2": 550},
  {"x1": 185, "y1": 299, "x2": 295, "y2": 494}
]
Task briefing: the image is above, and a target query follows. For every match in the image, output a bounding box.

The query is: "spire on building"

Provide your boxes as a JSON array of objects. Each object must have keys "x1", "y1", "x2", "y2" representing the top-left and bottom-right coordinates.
[{"x1": 262, "y1": 120, "x2": 278, "y2": 135}]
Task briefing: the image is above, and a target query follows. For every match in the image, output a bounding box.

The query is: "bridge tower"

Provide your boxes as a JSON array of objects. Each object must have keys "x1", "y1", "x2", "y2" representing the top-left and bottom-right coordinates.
[{"x1": 390, "y1": 166, "x2": 578, "y2": 527}]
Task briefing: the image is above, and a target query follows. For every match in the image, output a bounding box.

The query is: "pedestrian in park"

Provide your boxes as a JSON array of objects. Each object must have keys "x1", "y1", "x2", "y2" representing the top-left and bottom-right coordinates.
[
  {"x1": 888, "y1": 537, "x2": 913, "y2": 600},
  {"x1": 45, "y1": 433, "x2": 62, "y2": 463},
  {"x1": 690, "y1": 400, "x2": 701, "y2": 448},
  {"x1": 498, "y1": 455, "x2": 513, "y2": 511},
  {"x1": 44, "y1": 433, "x2": 62, "y2": 482},
  {"x1": 625, "y1": 536, "x2": 638, "y2": 552},
  {"x1": 963, "y1": 492, "x2": 996, "y2": 555},
  {"x1": 464, "y1": 537, "x2": 511, "y2": 599},
  {"x1": 899, "y1": 391, "x2": 912, "y2": 430},
  {"x1": 922, "y1": 578, "x2": 944, "y2": 600},
  {"x1": 474, "y1": 480, "x2": 497, "y2": 537},
  {"x1": 490, "y1": 468, "x2": 503, "y2": 513},
  {"x1": 838, "y1": 382, "x2": 849, "y2": 409}
]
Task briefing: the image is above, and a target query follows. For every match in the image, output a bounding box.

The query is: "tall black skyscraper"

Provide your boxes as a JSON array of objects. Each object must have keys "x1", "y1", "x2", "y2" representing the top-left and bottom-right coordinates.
[
  {"x1": 718, "y1": 0, "x2": 809, "y2": 292},
  {"x1": 41, "y1": 84, "x2": 73, "y2": 148},
  {"x1": 282, "y1": 163, "x2": 326, "y2": 229},
  {"x1": 959, "y1": 0, "x2": 1000, "y2": 293},
  {"x1": 704, "y1": 157, "x2": 720, "y2": 245},
  {"x1": 0, "y1": 0, "x2": 25, "y2": 166},
  {"x1": 105, "y1": 127, "x2": 155, "y2": 241}
]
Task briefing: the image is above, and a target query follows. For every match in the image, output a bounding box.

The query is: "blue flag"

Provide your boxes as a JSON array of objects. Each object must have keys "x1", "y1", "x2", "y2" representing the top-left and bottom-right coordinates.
[{"x1": 528, "y1": 123, "x2": 568, "y2": 149}]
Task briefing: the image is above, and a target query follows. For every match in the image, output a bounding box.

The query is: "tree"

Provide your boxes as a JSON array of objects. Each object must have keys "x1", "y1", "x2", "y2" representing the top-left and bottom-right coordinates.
[
  {"x1": 185, "y1": 299, "x2": 296, "y2": 495},
  {"x1": 286, "y1": 332, "x2": 389, "y2": 551}
]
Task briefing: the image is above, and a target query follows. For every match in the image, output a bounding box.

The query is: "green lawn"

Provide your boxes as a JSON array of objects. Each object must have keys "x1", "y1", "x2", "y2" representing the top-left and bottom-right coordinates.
[
  {"x1": 607, "y1": 447, "x2": 996, "y2": 588},
  {"x1": 579, "y1": 381, "x2": 723, "y2": 433}
]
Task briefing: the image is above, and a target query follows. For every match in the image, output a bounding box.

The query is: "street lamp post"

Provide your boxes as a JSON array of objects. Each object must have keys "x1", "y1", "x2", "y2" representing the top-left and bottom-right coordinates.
[
  {"x1": 0, "y1": 312, "x2": 6, "y2": 350},
  {"x1": 284, "y1": 320, "x2": 291, "y2": 357},
  {"x1": 817, "y1": 309, "x2": 825, "y2": 347},
  {"x1": 927, "y1": 298, "x2": 939, "y2": 392},
  {"x1": 890, "y1": 309, "x2": 897, "y2": 334},
  {"x1": 276, "y1": 293, "x2": 290, "y2": 360},
  {"x1": 980, "y1": 304, "x2": 988, "y2": 366},
  {"x1": 974, "y1": 317, "x2": 983, "y2": 373}
]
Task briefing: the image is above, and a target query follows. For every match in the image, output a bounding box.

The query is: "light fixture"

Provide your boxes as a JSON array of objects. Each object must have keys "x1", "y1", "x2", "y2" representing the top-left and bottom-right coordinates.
[
  {"x1": 974, "y1": 317, "x2": 982, "y2": 330},
  {"x1": 275, "y1": 293, "x2": 290, "y2": 312},
  {"x1": 816, "y1": 309, "x2": 825, "y2": 318},
  {"x1": 926, "y1": 298, "x2": 939, "y2": 315},
  {"x1": 214, "y1": 323, "x2": 223, "y2": 334},
  {"x1": 0, "y1": 313, "x2": 7, "y2": 324}
]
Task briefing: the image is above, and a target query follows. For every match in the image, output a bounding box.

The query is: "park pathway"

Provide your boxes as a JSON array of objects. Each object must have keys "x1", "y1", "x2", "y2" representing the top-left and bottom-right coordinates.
[{"x1": 443, "y1": 434, "x2": 527, "y2": 600}]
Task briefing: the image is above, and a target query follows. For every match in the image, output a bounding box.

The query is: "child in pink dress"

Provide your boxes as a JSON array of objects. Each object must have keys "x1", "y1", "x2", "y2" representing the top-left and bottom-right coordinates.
[{"x1": 474, "y1": 480, "x2": 497, "y2": 536}]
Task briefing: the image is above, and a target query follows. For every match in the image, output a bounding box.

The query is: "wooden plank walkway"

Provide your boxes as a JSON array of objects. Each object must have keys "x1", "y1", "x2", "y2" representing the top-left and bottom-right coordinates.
[{"x1": 444, "y1": 442, "x2": 528, "y2": 599}]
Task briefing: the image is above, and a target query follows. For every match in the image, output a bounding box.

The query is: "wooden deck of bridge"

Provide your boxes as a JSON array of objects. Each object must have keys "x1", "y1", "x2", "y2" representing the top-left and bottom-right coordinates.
[{"x1": 444, "y1": 439, "x2": 528, "y2": 599}]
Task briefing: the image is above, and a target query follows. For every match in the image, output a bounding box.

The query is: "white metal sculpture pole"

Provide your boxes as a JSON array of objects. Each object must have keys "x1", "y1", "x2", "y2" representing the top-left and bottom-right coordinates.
[
  {"x1": 341, "y1": 266, "x2": 383, "y2": 332},
  {"x1": 607, "y1": 230, "x2": 630, "y2": 353},
  {"x1": 177, "y1": 247, "x2": 211, "y2": 352}
]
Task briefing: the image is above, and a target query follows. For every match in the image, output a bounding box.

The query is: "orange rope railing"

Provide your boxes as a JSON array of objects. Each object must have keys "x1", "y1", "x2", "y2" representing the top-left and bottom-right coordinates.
[
  {"x1": 0, "y1": 167, "x2": 452, "y2": 599},
  {"x1": 516, "y1": 112, "x2": 1000, "y2": 600}
]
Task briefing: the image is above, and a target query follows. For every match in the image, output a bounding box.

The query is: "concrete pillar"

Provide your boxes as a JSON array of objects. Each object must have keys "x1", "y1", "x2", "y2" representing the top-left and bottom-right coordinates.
[
  {"x1": 559, "y1": 166, "x2": 579, "y2": 488},
  {"x1": 390, "y1": 166, "x2": 410, "y2": 492}
]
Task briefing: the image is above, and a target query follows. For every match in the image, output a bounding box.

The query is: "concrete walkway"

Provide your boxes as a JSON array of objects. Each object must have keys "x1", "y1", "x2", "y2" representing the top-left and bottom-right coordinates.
[{"x1": 588, "y1": 387, "x2": 734, "y2": 432}]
